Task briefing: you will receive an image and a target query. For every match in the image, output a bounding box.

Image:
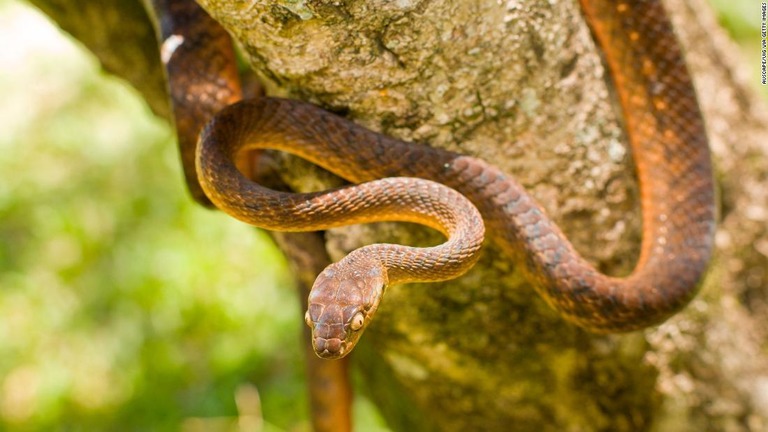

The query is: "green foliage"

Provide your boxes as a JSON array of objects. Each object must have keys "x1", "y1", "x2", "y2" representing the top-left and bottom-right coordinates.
[
  {"x1": 0, "y1": 1, "x2": 312, "y2": 429},
  {"x1": 708, "y1": 0, "x2": 759, "y2": 40}
]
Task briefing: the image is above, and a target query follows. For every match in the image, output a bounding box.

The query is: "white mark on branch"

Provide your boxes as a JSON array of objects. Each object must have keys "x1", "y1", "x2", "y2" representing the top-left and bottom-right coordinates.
[{"x1": 160, "y1": 34, "x2": 184, "y2": 64}]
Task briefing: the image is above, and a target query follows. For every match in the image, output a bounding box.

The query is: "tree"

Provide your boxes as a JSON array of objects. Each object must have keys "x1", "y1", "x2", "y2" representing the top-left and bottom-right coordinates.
[{"x1": 29, "y1": 0, "x2": 768, "y2": 429}]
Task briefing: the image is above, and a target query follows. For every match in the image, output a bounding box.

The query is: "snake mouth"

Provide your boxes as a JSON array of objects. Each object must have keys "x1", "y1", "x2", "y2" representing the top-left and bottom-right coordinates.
[{"x1": 313, "y1": 337, "x2": 347, "y2": 359}]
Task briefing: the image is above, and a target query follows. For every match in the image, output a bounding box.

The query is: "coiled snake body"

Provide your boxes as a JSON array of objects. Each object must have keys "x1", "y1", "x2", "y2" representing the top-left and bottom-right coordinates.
[{"x1": 186, "y1": 0, "x2": 716, "y2": 359}]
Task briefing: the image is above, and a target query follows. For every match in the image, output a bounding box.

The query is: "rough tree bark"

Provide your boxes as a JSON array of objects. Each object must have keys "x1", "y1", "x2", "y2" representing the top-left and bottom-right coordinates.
[{"x1": 30, "y1": 0, "x2": 768, "y2": 430}]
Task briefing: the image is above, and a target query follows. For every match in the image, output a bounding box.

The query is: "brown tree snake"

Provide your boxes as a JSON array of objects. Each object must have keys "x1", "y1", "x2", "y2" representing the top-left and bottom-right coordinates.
[{"x1": 150, "y1": 0, "x2": 715, "y2": 363}]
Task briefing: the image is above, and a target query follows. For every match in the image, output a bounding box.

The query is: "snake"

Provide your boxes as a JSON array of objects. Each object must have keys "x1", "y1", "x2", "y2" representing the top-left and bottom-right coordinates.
[
  {"x1": 149, "y1": 0, "x2": 242, "y2": 207},
  {"x1": 149, "y1": 2, "x2": 360, "y2": 425},
  {"x1": 160, "y1": 0, "x2": 715, "y2": 360}
]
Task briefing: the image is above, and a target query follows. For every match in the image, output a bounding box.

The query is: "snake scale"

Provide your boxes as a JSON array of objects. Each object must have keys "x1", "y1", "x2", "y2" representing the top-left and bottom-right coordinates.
[{"x1": 157, "y1": 0, "x2": 715, "y2": 360}]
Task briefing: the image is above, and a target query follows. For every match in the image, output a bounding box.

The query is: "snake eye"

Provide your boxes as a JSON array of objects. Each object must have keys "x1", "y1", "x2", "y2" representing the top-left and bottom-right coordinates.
[
  {"x1": 349, "y1": 312, "x2": 365, "y2": 331},
  {"x1": 304, "y1": 310, "x2": 313, "y2": 328}
]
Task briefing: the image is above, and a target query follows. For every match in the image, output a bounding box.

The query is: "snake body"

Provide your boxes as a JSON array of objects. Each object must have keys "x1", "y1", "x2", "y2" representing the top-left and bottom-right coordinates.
[
  {"x1": 151, "y1": 0, "x2": 241, "y2": 206},
  {"x1": 194, "y1": 0, "x2": 715, "y2": 359},
  {"x1": 197, "y1": 106, "x2": 486, "y2": 357}
]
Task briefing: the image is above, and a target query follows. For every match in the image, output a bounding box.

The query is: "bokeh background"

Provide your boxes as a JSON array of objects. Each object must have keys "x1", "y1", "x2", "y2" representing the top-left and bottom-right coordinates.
[{"x1": 0, "y1": 0, "x2": 761, "y2": 429}]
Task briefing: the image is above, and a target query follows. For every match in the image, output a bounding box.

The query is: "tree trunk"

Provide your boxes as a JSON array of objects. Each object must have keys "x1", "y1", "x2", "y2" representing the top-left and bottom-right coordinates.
[{"x1": 31, "y1": 0, "x2": 768, "y2": 429}]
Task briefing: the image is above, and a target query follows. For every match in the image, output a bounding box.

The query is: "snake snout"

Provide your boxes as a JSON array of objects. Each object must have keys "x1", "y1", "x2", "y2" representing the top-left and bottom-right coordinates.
[
  {"x1": 313, "y1": 337, "x2": 347, "y2": 359},
  {"x1": 309, "y1": 310, "x2": 351, "y2": 359}
]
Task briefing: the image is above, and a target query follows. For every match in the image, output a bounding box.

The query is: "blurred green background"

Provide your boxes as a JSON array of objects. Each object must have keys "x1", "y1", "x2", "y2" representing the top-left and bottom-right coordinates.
[
  {"x1": 0, "y1": 0, "x2": 761, "y2": 430},
  {"x1": 0, "y1": 0, "x2": 389, "y2": 429}
]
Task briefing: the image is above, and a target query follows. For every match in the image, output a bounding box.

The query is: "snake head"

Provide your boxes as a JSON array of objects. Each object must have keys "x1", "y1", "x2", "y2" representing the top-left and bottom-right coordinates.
[{"x1": 305, "y1": 257, "x2": 387, "y2": 359}]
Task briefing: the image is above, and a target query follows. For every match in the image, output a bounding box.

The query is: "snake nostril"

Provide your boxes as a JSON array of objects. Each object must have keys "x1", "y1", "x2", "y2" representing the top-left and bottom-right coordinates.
[{"x1": 313, "y1": 337, "x2": 345, "y2": 356}]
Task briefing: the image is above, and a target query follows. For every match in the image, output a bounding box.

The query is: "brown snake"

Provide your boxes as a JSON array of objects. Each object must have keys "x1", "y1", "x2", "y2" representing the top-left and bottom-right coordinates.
[{"x1": 171, "y1": 0, "x2": 716, "y2": 359}]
